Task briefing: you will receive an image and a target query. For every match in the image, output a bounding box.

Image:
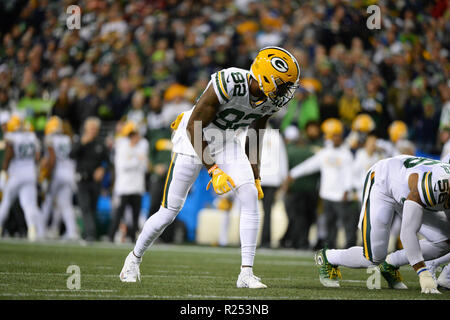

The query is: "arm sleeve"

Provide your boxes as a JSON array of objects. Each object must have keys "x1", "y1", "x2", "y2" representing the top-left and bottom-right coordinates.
[
  {"x1": 289, "y1": 151, "x2": 321, "y2": 179},
  {"x1": 400, "y1": 200, "x2": 425, "y2": 266}
]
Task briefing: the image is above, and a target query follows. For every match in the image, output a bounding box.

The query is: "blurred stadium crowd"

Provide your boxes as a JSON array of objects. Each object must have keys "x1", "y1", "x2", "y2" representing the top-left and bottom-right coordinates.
[{"x1": 0, "y1": 0, "x2": 449, "y2": 247}]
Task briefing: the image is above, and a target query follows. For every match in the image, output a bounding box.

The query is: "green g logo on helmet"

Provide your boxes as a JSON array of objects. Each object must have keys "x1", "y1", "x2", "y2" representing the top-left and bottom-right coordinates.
[{"x1": 270, "y1": 57, "x2": 289, "y2": 73}]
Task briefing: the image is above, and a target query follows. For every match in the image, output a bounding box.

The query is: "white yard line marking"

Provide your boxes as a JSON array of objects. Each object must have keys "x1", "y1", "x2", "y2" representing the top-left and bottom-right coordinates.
[
  {"x1": 0, "y1": 271, "x2": 312, "y2": 282},
  {"x1": 0, "y1": 239, "x2": 314, "y2": 259},
  {"x1": 32, "y1": 289, "x2": 117, "y2": 292},
  {"x1": 0, "y1": 272, "x2": 68, "y2": 276},
  {"x1": 258, "y1": 260, "x2": 315, "y2": 266},
  {"x1": 0, "y1": 292, "x2": 309, "y2": 299}
]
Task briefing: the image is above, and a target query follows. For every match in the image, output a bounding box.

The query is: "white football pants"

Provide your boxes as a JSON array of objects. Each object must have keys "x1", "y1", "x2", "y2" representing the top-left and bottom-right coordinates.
[
  {"x1": 0, "y1": 176, "x2": 44, "y2": 238},
  {"x1": 41, "y1": 178, "x2": 78, "y2": 239},
  {"x1": 134, "y1": 149, "x2": 260, "y2": 267}
]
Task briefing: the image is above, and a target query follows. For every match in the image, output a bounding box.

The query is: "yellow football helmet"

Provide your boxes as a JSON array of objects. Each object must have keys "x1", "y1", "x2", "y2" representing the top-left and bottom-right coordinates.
[
  {"x1": 250, "y1": 46, "x2": 300, "y2": 108},
  {"x1": 388, "y1": 120, "x2": 408, "y2": 143},
  {"x1": 120, "y1": 120, "x2": 137, "y2": 137},
  {"x1": 321, "y1": 118, "x2": 343, "y2": 139},
  {"x1": 352, "y1": 114, "x2": 375, "y2": 133},
  {"x1": 45, "y1": 116, "x2": 63, "y2": 135},
  {"x1": 6, "y1": 115, "x2": 22, "y2": 132}
]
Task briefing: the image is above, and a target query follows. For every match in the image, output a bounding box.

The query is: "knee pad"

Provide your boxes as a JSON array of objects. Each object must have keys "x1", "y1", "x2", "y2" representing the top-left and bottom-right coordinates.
[{"x1": 166, "y1": 194, "x2": 187, "y2": 212}]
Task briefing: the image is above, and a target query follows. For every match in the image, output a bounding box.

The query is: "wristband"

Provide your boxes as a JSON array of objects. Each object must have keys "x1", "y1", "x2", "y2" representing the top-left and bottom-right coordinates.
[
  {"x1": 208, "y1": 164, "x2": 218, "y2": 176},
  {"x1": 417, "y1": 267, "x2": 428, "y2": 275}
]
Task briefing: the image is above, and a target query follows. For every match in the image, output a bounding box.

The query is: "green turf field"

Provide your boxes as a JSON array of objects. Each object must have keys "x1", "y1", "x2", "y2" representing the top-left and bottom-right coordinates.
[{"x1": 0, "y1": 239, "x2": 448, "y2": 300}]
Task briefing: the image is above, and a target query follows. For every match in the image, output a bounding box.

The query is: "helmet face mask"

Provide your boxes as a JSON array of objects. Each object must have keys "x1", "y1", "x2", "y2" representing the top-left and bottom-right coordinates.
[
  {"x1": 268, "y1": 78, "x2": 297, "y2": 109},
  {"x1": 251, "y1": 46, "x2": 300, "y2": 109}
]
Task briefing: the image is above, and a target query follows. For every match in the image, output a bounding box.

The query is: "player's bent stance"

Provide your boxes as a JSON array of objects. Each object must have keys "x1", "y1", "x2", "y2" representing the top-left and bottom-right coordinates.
[
  {"x1": 120, "y1": 47, "x2": 300, "y2": 288},
  {"x1": 315, "y1": 155, "x2": 450, "y2": 294}
]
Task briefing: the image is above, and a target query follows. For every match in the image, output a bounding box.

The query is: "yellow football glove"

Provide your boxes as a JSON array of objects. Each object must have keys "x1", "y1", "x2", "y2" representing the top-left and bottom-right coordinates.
[
  {"x1": 206, "y1": 164, "x2": 236, "y2": 195},
  {"x1": 255, "y1": 178, "x2": 264, "y2": 200}
]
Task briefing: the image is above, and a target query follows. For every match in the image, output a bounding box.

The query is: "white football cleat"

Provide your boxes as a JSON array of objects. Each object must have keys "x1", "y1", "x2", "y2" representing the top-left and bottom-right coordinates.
[
  {"x1": 236, "y1": 268, "x2": 267, "y2": 289},
  {"x1": 437, "y1": 265, "x2": 450, "y2": 290},
  {"x1": 120, "y1": 251, "x2": 142, "y2": 282}
]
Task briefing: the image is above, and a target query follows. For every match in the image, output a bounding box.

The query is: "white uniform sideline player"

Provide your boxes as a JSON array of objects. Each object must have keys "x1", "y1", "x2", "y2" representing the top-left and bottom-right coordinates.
[
  {"x1": 119, "y1": 46, "x2": 300, "y2": 288},
  {"x1": 40, "y1": 116, "x2": 78, "y2": 240},
  {"x1": 0, "y1": 115, "x2": 43, "y2": 240}
]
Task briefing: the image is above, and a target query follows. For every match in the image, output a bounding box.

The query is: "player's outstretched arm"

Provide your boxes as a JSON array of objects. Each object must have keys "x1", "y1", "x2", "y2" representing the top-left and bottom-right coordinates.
[
  {"x1": 186, "y1": 83, "x2": 236, "y2": 195},
  {"x1": 1, "y1": 142, "x2": 13, "y2": 172},
  {"x1": 289, "y1": 151, "x2": 322, "y2": 180},
  {"x1": 402, "y1": 173, "x2": 440, "y2": 293},
  {"x1": 186, "y1": 84, "x2": 220, "y2": 171},
  {"x1": 245, "y1": 115, "x2": 269, "y2": 200},
  {"x1": 46, "y1": 146, "x2": 56, "y2": 174},
  {"x1": 246, "y1": 115, "x2": 269, "y2": 181}
]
